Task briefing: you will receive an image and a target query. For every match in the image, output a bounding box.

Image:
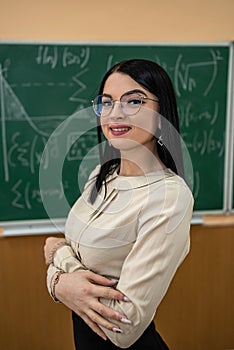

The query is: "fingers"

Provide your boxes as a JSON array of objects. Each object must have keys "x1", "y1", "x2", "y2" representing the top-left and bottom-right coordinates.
[
  {"x1": 93, "y1": 284, "x2": 129, "y2": 302},
  {"x1": 91, "y1": 300, "x2": 131, "y2": 325},
  {"x1": 85, "y1": 271, "x2": 128, "y2": 302},
  {"x1": 54, "y1": 270, "x2": 132, "y2": 338},
  {"x1": 86, "y1": 309, "x2": 124, "y2": 334},
  {"x1": 88, "y1": 271, "x2": 118, "y2": 287}
]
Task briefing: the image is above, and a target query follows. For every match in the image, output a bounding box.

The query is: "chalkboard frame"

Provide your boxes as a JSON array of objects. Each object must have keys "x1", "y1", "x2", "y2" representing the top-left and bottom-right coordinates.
[
  {"x1": 228, "y1": 42, "x2": 234, "y2": 213},
  {"x1": 0, "y1": 40, "x2": 233, "y2": 235}
]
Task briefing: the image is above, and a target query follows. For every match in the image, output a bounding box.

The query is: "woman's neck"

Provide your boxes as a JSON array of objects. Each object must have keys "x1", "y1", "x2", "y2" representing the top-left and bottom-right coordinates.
[{"x1": 118, "y1": 147, "x2": 165, "y2": 176}]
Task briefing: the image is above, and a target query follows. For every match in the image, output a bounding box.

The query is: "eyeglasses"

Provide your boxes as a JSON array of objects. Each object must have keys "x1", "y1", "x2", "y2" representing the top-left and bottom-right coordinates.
[{"x1": 92, "y1": 91, "x2": 159, "y2": 117}]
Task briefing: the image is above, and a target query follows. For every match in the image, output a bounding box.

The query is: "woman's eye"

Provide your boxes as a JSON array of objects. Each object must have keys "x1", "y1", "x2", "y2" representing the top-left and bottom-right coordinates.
[
  {"x1": 103, "y1": 100, "x2": 112, "y2": 107},
  {"x1": 128, "y1": 98, "x2": 141, "y2": 105}
]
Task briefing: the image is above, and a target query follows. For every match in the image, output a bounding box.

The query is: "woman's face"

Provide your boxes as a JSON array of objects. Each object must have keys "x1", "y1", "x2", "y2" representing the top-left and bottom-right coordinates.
[{"x1": 100, "y1": 72, "x2": 160, "y2": 153}]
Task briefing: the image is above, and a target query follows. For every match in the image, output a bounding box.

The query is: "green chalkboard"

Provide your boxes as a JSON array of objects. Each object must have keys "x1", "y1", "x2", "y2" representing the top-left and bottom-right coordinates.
[{"x1": 0, "y1": 42, "x2": 231, "y2": 222}]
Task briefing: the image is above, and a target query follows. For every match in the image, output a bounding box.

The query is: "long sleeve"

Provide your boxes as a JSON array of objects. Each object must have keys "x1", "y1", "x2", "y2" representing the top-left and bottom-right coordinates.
[
  {"x1": 45, "y1": 166, "x2": 101, "y2": 300},
  {"x1": 99, "y1": 181, "x2": 194, "y2": 348},
  {"x1": 46, "y1": 242, "x2": 87, "y2": 301}
]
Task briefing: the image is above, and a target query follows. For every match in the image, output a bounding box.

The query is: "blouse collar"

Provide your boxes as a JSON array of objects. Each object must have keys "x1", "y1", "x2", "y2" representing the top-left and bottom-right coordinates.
[{"x1": 107, "y1": 168, "x2": 175, "y2": 190}]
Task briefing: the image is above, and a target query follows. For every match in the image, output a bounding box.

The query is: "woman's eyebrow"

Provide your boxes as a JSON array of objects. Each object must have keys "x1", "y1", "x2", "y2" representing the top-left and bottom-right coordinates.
[
  {"x1": 102, "y1": 93, "x2": 112, "y2": 98},
  {"x1": 101, "y1": 89, "x2": 147, "y2": 99},
  {"x1": 123, "y1": 89, "x2": 147, "y2": 96}
]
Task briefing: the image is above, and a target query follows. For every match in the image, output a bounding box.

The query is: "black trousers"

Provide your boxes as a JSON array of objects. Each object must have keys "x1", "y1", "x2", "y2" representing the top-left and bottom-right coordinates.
[{"x1": 72, "y1": 312, "x2": 170, "y2": 350}]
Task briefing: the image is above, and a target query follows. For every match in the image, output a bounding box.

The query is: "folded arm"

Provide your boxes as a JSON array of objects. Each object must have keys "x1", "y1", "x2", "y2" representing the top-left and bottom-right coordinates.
[{"x1": 44, "y1": 236, "x2": 130, "y2": 340}]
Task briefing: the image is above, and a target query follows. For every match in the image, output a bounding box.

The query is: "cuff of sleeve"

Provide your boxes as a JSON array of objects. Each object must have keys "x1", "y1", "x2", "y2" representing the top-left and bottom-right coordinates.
[
  {"x1": 47, "y1": 265, "x2": 61, "y2": 302},
  {"x1": 46, "y1": 263, "x2": 86, "y2": 303},
  {"x1": 53, "y1": 245, "x2": 84, "y2": 272}
]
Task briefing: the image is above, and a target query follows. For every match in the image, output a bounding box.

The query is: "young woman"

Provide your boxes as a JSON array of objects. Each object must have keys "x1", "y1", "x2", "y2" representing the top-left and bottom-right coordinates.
[{"x1": 44, "y1": 59, "x2": 194, "y2": 349}]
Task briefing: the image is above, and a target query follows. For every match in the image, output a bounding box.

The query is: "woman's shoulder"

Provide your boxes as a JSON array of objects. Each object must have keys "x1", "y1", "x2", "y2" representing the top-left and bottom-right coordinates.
[
  {"x1": 161, "y1": 168, "x2": 193, "y2": 194},
  {"x1": 149, "y1": 168, "x2": 194, "y2": 208}
]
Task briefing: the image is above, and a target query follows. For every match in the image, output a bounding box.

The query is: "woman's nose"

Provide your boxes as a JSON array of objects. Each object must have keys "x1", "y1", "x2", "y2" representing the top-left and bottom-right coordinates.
[{"x1": 110, "y1": 101, "x2": 124, "y2": 118}]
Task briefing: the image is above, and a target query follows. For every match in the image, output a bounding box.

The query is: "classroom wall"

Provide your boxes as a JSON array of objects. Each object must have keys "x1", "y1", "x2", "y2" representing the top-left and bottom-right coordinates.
[
  {"x1": 1, "y1": 0, "x2": 234, "y2": 42},
  {"x1": 1, "y1": 225, "x2": 234, "y2": 350},
  {"x1": 0, "y1": 1, "x2": 234, "y2": 350}
]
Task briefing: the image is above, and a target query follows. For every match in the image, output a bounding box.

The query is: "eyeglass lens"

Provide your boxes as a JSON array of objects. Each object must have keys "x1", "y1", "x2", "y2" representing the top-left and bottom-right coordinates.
[{"x1": 93, "y1": 93, "x2": 144, "y2": 117}]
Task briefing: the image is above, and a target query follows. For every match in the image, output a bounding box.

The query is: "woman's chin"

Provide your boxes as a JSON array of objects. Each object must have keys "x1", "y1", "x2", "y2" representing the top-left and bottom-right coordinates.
[{"x1": 110, "y1": 138, "x2": 140, "y2": 151}]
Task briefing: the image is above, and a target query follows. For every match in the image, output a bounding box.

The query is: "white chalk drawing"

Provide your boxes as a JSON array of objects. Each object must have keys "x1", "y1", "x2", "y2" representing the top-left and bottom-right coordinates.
[
  {"x1": 154, "y1": 50, "x2": 223, "y2": 98},
  {"x1": 179, "y1": 101, "x2": 219, "y2": 128},
  {"x1": 194, "y1": 171, "x2": 200, "y2": 200},
  {"x1": 0, "y1": 49, "x2": 98, "y2": 216},
  {"x1": 35, "y1": 46, "x2": 90, "y2": 70},
  {"x1": 0, "y1": 59, "x2": 94, "y2": 184},
  {"x1": 69, "y1": 67, "x2": 90, "y2": 103},
  {"x1": 181, "y1": 130, "x2": 225, "y2": 158},
  {"x1": 67, "y1": 131, "x2": 99, "y2": 161},
  {"x1": 0, "y1": 46, "x2": 228, "y2": 216},
  {"x1": 11, "y1": 178, "x2": 69, "y2": 211},
  {"x1": 174, "y1": 50, "x2": 223, "y2": 97},
  {"x1": 106, "y1": 48, "x2": 226, "y2": 191}
]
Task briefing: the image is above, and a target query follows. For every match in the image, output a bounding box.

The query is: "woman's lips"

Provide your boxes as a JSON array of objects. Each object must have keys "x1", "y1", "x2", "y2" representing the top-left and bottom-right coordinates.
[{"x1": 109, "y1": 125, "x2": 132, "y2": 136}]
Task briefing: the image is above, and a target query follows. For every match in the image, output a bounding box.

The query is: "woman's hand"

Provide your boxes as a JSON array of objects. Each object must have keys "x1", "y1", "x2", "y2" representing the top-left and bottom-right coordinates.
[
  {"x1": 55, "y1": 270, "x2": 131, "y2": 340},
  {"x1": 44, "y1": 236, "x2": 66, "y2": 265},
  {"x1": 44, "y1": 236, "x2": 132, "y2": 339}
]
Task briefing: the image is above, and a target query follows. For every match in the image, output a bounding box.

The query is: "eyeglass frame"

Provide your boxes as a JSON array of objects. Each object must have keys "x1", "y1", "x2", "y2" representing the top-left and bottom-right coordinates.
[{"x1": 92, "y1": 89, "x2": 159, "y2": 117}]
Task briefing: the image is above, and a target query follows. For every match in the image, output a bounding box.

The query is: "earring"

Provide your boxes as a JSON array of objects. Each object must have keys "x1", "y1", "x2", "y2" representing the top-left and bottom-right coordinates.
[
  {"x1": 108, "y1": 140, "x2": 112, "y2": 147},
  {"x1": 157, "y1": 135, "x2": 163, "y2": 146}
]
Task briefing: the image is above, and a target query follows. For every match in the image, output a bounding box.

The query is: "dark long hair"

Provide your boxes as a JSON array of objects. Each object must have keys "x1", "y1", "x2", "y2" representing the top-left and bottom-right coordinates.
[{"x1": 89, "y1": 59, "x2": 184, "y2": 204}]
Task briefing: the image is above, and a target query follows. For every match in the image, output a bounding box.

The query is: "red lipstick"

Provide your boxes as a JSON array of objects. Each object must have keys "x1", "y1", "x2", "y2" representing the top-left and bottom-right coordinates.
[{"x1": 109, "y1": 125, "x2": 132, "y2": 136}]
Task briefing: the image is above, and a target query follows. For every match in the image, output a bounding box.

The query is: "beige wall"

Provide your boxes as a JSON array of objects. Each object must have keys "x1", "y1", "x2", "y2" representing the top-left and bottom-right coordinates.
[
  {"x1": 0, "y1": 1, "x2": 234, "y2": 350},
  {"x1": 0, "y1": 226, "x2": 234, "y2": 350},
  {"x1": 1, "y1": 0, "x2": 234, "y2": 42}
]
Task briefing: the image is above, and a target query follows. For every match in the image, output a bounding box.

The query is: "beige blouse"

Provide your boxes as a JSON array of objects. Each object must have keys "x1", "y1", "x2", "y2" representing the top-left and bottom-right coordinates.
[{"x1": 47, "y1": 165, "x2": 194, "y2": 348}]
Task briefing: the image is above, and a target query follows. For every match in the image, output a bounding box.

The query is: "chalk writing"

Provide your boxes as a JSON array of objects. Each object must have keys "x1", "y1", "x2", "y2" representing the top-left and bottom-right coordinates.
[
  {"x1": 67, "y1": 131, "x2": 98, "y2": 161},
  {"x1": 69, "y1": 68, "x2": 89, "y2": 103},
  {"x1": 35, "y1": 45, "x2": 90, "y2": 70},
  {"x1": 179, "y1": 101, "x2": 219, "y2": 128},
  {"x1": 7, "y1": 132, "x2": 51, "y2": 174},
  {"x1": 174, "y1": 50, "x2": 223, "y2": 97},
  {"x1": 0, "y1": 43, "x2": 230, "y2": 221},
  {"x1": 63, "y1": 47, "x2": 90, "y2": 68},
  {"x1": 36, "y1": 46, "x2": 58, "y2": 69},
  {"x1": 182, "y1": 129, "x2": 225, "y2": 157},
  {"x1": 11, "y1": 179, "x2": 69, "y2": 210},
  {"x1": 155, "y1": 50, "x2": 223, "y2": 98}
]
